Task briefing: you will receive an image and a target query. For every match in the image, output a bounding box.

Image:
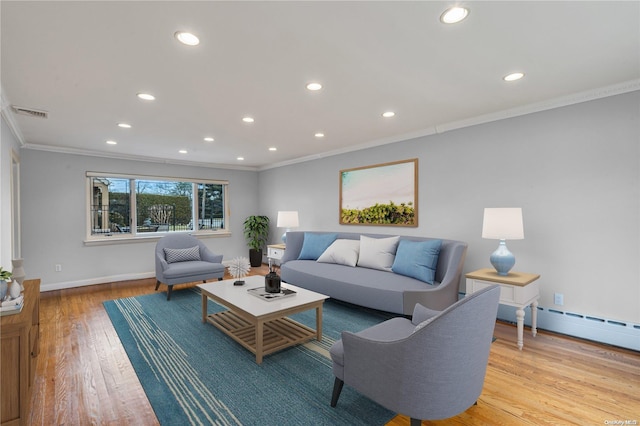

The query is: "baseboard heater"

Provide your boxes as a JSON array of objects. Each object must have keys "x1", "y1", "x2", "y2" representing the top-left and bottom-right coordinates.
[{"x1": 495, "y1": 303, "x2": 640, "y2": 352}]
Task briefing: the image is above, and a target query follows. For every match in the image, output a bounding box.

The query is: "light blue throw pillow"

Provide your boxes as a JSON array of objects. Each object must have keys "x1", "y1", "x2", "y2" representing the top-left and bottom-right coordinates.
[
  {"x1": 298, "y1": 233, "x2": 338, "y2": 260},
  {"x1": 392, "y1": 239, "x2": 442, "y2": 284}
]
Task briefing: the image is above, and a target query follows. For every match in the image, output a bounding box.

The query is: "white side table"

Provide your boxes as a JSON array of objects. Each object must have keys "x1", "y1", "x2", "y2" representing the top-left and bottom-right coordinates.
[
  {"x1": 465, "y1": 268, "x2": 541, "y2": 350},
  {"x1": 267, "y1": 244, "x2": 286, "y2": 264}
]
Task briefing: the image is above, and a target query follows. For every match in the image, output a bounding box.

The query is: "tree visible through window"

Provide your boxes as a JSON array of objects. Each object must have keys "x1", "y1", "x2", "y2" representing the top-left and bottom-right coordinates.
[{"x1": 88, "y1": 173, "x2": 227, "y2": 238}]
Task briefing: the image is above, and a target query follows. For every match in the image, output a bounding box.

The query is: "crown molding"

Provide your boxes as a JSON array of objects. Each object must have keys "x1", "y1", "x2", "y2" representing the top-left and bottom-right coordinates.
[
  {"x1": 434, "y1": 79, "x2": 640, "y2": 134},
  {"x1": 22, "y1": 143, "x2": 260, "y2": 172},
  {"x1": 260, "y1": 79, "x2": 640, "y2": 171},
  {"x1": 15, "y1": 79, "x2": 640, "y2": 172}
]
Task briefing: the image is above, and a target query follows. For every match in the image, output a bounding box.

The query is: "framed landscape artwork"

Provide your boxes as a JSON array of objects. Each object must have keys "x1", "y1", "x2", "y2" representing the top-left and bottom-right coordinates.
[{"x1": 340, "y1": 158, "x2": 418, "y2": 226}]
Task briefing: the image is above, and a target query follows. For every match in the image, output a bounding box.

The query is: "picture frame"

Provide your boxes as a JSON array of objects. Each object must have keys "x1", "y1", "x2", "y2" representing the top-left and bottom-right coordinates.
[{"x1": 339, "y1": 158, "x2": 418, "y2": 226}]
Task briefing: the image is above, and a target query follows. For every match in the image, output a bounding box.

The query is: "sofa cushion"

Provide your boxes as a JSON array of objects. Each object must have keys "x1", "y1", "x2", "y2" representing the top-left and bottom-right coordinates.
[
  {"x1": 164, "y1": 246, "x2": 200, "y2": 264},
  {"x1": 298, "y1": 233, "x2": 338, "y2": 260},
  {"x1": 357, "y1": 235, "x2": 400, "y2": 271},
  {"x1": 392, "y1": 239, "x2": 442, "y2": 284},
  {"x1": 162, "y1": 260, "x2": 225, "y2": 280},
  {"x1": 317, "y1": 239, "x2": 360, "y2": 267}
]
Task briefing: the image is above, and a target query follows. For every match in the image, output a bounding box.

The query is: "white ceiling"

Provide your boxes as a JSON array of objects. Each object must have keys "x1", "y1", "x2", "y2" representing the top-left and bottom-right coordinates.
[{"x1": 2, "y1": 1, "x2": 639, "y2": 170}]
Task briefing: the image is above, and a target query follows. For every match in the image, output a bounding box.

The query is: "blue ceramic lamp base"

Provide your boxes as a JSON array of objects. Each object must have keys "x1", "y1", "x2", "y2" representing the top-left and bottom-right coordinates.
[{"x1": 490, "y1": 240, "x2": 516, "y2": 276}]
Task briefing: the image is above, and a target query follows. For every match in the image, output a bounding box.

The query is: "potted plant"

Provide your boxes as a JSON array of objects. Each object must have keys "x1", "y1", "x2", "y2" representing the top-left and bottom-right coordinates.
[
  {"x1": 243, "y1": 215, "x2": 270, "y2": 267},
  {"x1": 0, "y1": 267, "x2": 12, "y2": 300}
]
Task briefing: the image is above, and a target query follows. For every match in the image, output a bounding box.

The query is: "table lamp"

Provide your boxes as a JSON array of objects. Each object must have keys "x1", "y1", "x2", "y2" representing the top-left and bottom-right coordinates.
[
  {"x1": 482, "y1": 207, "x2": 524, "y2": 276},
  {"x1": 277, "y1": 211, "x2": 299, "y2": 243}
]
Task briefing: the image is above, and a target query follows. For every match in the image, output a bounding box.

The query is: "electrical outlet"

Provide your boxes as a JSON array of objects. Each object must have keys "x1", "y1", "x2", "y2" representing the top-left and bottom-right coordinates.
[
  {"x1": 554, "y1": 293, "x2": 564, "y2": 306},
  {"x1": 55, "y1": 264, "x2": 62, "y2": 272}
]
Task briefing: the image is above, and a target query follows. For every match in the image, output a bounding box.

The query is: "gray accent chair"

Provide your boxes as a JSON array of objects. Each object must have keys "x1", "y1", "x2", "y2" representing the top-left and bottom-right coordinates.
[
  {"x1": 329, "y1": 285, "x2": 500, "y2": 424},
  {"x1": 155, "y1": 234, "x2": 225, "y2": 300}
]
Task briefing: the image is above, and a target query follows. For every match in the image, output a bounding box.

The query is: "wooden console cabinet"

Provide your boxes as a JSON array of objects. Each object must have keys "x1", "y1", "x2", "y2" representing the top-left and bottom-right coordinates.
[{"x1": 1, "y1": 279, "x2": 40, "y2": 426}]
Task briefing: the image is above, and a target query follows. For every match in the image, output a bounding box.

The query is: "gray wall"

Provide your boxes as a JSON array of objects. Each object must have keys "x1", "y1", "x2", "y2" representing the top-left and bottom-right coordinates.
[
  {"x1": 258, "y1": 91, "x2": 640, "y2": 325},
  {"x1": 11, "y1": 91, "x2": 640, "y2": 325},
  {"x1": 20, "y1": 150, "x2": 260, "y2": 290}
]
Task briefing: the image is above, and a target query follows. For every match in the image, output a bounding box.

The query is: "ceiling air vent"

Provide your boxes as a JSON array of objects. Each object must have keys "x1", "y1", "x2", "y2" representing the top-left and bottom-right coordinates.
[{"x1": 11, "y1": 105, "x2": 48, "y2": 119}]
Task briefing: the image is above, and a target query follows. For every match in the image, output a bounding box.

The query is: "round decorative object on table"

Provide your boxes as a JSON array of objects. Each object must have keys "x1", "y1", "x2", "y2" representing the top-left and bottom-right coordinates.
[
  {"x1": 0, "y1": 280, "x2": 7, "y2": 300},
  {"x1": 226, "y1": 257, "x2": 251, "y2": 286},
  {"x1": 9, "y1": 280, "x2": 21, "y2": 299},
  {"x1": 11, "y1": 258, "x2": 26, "y2": 291}
]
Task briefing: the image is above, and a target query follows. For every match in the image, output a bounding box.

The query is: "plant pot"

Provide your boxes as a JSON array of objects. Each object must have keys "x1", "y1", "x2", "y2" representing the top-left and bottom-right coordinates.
[{"x1": 249, "y1": 249, "x2": 263, "y2": 267}]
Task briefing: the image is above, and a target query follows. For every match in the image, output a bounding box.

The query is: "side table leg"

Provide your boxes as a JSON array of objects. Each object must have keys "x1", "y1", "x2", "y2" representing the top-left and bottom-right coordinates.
[
  {"x1": 531, "y1": 299, "x2": 538, "y2": 337},
  {"x1": 516, "y1": 307, "x2": 525, "y2": 350}
]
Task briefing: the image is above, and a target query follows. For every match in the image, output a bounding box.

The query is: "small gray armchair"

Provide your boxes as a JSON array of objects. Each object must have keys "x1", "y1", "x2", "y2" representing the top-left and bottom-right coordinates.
[
  {"x1": 330, "y1": 284, "x2": 500, "y2": 424},
  {"x1": 155, "y1": 234, "x2": 225, "y2": 300}
]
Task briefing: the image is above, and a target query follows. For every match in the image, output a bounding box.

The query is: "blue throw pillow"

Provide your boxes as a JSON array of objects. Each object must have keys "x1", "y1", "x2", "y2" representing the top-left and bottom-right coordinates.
[
  {"x1": 298, "y1": 233, "x2": 338, "y2": 260},
  {"x1": 392, "y1": 239, "x2": 442, "y2": 284}
]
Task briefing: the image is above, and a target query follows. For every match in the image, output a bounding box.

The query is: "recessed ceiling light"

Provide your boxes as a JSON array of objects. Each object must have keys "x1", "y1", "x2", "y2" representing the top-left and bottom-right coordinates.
[
  {"x1": 117, "y1": 123, "x2": 131, "y2": 128},
  {"x1": 440, "y1": 7, "x2": 469, "y2": 24},
  {"x1": 382, "y1": 111, "x2": 395, "y2": 118},
  {"x1": 306, "y1": 82, "x2": 322, "y2": 91},
  {"x1": 106, "y1": 140, "x2": 117, "y2": 145},
  {"x1": 204, "y1": 137, "x2": 214, "y2": 142},
  {"x1": 137, "y1": 93, "x2": 155, "y2": 101},
  {"x1": 504, "y1": 72, "x2": 525, "y2": 82},
  {"x1": 179, "y1": 149, "x2": 188, "y2": 154},
  {"x1": 174, "y1": 31, "x2": 200, "y2": 46},
  {"x1": 242, "y1": 117, "x2": 254, "y2": 123},
  {"x1": 237, "y1": 156, "x2": 245, "y2": 161},
  {"x1": 315, "y1": 132, "x2": 325, "y2": 138},
  {"x1": 269, "y1": 147, "x2": 277, "y2": 151}
]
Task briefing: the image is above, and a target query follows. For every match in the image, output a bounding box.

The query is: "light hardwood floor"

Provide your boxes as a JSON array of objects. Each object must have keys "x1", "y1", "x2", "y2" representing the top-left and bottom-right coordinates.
[{"x1": 29, "y1": 268, "x2": 640, "y2": 425}]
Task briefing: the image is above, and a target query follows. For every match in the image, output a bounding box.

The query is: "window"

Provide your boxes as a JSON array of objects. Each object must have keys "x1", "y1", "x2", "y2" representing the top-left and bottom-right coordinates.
[{"x1": 87, "y1": 172, "x2": 228, "y2": 240}]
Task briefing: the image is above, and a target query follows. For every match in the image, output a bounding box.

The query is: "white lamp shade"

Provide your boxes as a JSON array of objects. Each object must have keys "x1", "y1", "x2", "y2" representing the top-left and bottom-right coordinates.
[
  {"x1": 277, "y1": 211, "x2": 299, "y2": 228},
  {"x1": 482, "y1": 208, "x2": 524, "y2": 240}
]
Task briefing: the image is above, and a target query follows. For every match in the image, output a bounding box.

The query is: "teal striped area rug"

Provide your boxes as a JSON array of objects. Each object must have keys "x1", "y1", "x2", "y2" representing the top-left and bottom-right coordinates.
[{"x1": 103, "y1": 288, "x2": 396, "y2": 426}]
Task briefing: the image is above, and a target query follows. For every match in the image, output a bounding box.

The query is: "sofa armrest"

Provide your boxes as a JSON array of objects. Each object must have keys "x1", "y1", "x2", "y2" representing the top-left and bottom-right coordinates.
[
  {"x1": 281, "y1": 231, "x2": 305, "y2": 264},
  {"x1": 156, "y1": 253, "x2": 169, "y2": 271},
  {"x1": 402, "y1": 242, "x2": 467, "y2": 313},
  {"x1": 411, "y1": 303, "x2": 441, "y2": 325},
  {"x1": 201, "y1": 250, "x2": 223, "y2": 264}
]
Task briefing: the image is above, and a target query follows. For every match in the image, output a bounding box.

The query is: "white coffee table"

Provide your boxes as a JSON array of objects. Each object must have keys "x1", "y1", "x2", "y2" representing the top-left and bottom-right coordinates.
[{"x1": 198, "y1": 275, "x2": 329, "y2": 364}]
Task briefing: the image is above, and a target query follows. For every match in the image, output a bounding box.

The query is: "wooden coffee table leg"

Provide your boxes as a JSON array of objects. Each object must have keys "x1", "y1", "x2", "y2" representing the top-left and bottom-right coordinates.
[
  {"x1": 201, "y1": 292, "x2": 207, "y2": 323},
  {"x1": 316, "y1": 304, "x2": 323, "y2": 341},
  {"x1": 255, "y1": 320, "x2": 264, "y2": 364}
]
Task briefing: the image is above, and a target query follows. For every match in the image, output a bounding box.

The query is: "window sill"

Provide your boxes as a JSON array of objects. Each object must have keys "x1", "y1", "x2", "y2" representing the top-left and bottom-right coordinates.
[{"x1": 84, "y1": 230, "x2": 231, "y2": 246}]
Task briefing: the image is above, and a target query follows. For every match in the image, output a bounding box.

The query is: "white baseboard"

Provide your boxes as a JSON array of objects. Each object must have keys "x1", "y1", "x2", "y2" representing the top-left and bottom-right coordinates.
[
  {"x1": 495, "y1": 303, "x2": 640, "y2": 352},
  {"x1": 40, "y1": 272, "x2": 155, "y2": 292}
]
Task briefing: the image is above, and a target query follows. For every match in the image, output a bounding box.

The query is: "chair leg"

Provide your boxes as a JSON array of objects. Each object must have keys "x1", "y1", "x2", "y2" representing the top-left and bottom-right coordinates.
[
  {"x1": 155, "y1": 280, "x2": 160, "y2": 291},
  {"x1": 410, "y1": 418, "x2": 422, "y2": 426},
  {"x1": 167, "y1": 285, "x2": 173, "y2": 301},
  {"x1": 330, "y1": 378, "x2": 344, "y2": 407}
]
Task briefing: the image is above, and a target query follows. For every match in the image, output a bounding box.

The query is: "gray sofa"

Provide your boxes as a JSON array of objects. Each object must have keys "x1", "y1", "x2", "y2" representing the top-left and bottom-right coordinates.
[{"x1": 280, "y1": 231, "x2": 468, "y2": 315}]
